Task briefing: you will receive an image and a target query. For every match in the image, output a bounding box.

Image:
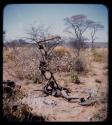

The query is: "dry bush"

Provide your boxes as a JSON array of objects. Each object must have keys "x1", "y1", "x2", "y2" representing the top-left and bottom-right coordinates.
[
  {"x1": 4, "y1": 46, "x2": 43, "y2": 83},
  {"x1": 90, "y1": 106, "x2": 107, "y2": 121},
  {"x1": 74, "y1": 59, "x2": 85, "y2": 73},
  {"x1": 51, "y1": 47, "x2": 91, "y2": 73},
  {"x1": 3, "y1": 101, "x2": 45, "y2": 122},
  {"x1": 70, "y1": 70, "x2": 80, "y2": 84},
  {"x1": 92, "y1": 48, "x2": 108, "y2": 63},
  {"x1": 50, "y1": 55, "x2": 72, "y2": 72},
  {"x1": 71, "y1": 49, "x2": 91, "y2": 74},
  {"x1": 3, "y1": 81, "x2": 45, "y2": 121},
  {"x1": 3, "y1": 48, "x2": 16, "y2": 63},
  {"x1": 14, "y1": 47, "x2": 42, "y2": 82},
  {"x1": 3, "y1": 81, "x2": 28, "y2": 121},
  {"x1": 49, "y1": 46, "x2": 73, "y2": 72},
  {"x1": 54, "y1": 46, "x2": 71, "y2": 57},
  {"x1": 25, "y1": 71, "x2": 42, "y2": 84}
]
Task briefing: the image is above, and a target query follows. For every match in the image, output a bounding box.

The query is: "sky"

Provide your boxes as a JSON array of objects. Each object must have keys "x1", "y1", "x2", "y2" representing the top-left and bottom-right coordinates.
[{"x1": 3, "y1": 4, "x2": 108, "y2": 42}]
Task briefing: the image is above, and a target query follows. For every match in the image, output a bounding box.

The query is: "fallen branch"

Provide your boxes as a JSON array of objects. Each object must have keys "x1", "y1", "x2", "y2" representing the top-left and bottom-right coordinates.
[{"x1": 79, "y1": 99, "x2": 97, "y2": 106}]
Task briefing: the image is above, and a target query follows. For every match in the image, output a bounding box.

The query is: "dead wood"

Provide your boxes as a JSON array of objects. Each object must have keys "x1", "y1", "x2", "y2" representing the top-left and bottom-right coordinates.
[
  {"x1": 37, "y1": 36, "x2": 61, "y2": 44},
  {"x1": 26, "y1": 33, "x2": 97, "y2": 106},
  {"x1": 60, "y1": 90, "x2": 80, "y2": 101},
  {"x1": 79, "y1": 99, "x2": 97, "y2": 106}
]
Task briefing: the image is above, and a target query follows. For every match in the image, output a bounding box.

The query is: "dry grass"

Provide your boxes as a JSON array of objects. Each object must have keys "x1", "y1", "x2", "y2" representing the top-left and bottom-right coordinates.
[
  {"x1": 3, "y1": 46, "x2": 108, "y2": 121},
  {"x1": 70, "y1": 70, "x2": 80, "y2": 84},
  {"x1": 3, "y1": 47, "x2": 43, "y2": 82},
  {"x1": 92, "y1": 48, "x2": 108, "y2": 63},
  {"x1": 70, "y1": 49, "x2": 92, "y2": 74},
  {"x1": 90, "y1": 105, "x2": 107, "y2": 121},
  {"x1": 3, "y1": 82, "x2": 45, "y2": 121},
  {"x1": 3, "y1": 82, "x2": 28, "y2": 121},
  {"x1": 4, "y1": 47, "x2": 107, "y2": 80},
  {"x1": 3, "y1": 48, "x2": 16, "y2": 62},
  {"x1": 54, "y1": 46, "x2": 71, "y2": 57}
]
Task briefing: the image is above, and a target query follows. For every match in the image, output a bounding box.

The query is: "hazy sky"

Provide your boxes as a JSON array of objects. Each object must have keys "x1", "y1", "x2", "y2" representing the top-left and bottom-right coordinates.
[{"x1": 3, "y1": 4, "x2": 108, "y2": 42}]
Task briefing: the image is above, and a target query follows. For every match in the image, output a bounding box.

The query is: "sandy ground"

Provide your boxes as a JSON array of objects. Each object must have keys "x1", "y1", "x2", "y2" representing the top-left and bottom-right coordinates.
[
  {"x1": 3, "y1": 60, "x2": 108, "y2": 121},
  {"x1": 3, "y1": 47, "x2": 108, "y2": 121}
]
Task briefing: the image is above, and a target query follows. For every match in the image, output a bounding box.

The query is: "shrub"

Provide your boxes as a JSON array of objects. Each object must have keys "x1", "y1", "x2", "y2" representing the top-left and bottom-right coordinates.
[
  {"x1": 70, "y1": 49, "x2": 91, "y2": 74},
  {"x1": 50, "y1": 51, "x2": 72, "y2": 72},
  {"x1": 90, "y1": 110, "x2": 107, "y2": 121},
  {"x1": 70, "y1": 70, "x2": 80, "y2": 84},
  {"x1": 64, "y1": 80, "x2": 68, "y2": 87},
  {"x1": 6, "y1": 47, "x2": 42, "y2": 82},
  {"x1": 25, "y1": 71, "x2": 42, "y2": 84},
  {"x1": 54, "y1": 46, "x2": 70, "y2": 57},
  {"x1": 74, "y1": 59, "x2": 85, "y2": 73},
  {"x1": 3, "y1": 80, "x2": 45, "y2": 121},
  {"x1": 3, "y1": 48, "x2": 15, "y2": 62},
  {"x1": 72, "y1": 57, "x2": 88, "y2": 74},
  {"x1": 92, "y1": 48, "x2": 107, "y2": 62},
  {"x1": 14, "y1": 68, "x2": 25, "y2": 80},
  {"x1": 3, "y1": 81, "x2": 29, "y2": 121}
]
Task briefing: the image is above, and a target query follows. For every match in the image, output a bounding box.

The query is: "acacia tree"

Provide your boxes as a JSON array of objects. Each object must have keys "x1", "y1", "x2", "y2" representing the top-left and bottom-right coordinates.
[
  {"x1": 64, "y1": 15, "x2": 104, "y2": 56},
  {"x1": 89, "y1": 22, "x2": 104, "y2": 49},
  {"x1": 64, "y1": 15, "x2": 94, "y2": 56},
  {"x1": 64, "y1": 14, "x2": 104, "y2": 50}
]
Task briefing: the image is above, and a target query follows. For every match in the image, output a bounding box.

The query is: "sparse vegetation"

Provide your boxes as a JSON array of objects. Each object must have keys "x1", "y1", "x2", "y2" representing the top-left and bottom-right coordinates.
[
  {"x1": 3, "y1": 80, "x2": 45, "y2": 122},
  {"x1": 3, "y1": 48, "x2": 15, "y2": 62},
  {"x1": 70, "y1": 70, "x2": 80, "y2": 84},
  {"x1": 3, "y1": 10, "x2": 108, "y2": 121},
  {"x1": 74, "y1": 58, "x2": 85, "y2": 73},
  {"x1": 90, "y1": 106, "x2": 107, "y2": 121},
  {"x1": 54, "y1": 46, "x2": 70, "y2": 57},
  {"x1": 3, "y1": 41, "x2": 108, "y2": 121},
  {"x1": 71, "y1": 54, "x2": 90, "y2": 74},
  {"x1": 92, "y1": 48, "x2": 107, "y2": 62}
]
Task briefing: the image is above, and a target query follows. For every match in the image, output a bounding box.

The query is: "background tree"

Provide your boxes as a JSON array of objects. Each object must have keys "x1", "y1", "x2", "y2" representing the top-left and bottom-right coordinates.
[
  {"x1": 64, "y1": 14, "x2": 94, "y2": 56},
  {"x1": 64, "y1": 14, "x2": 104, "y2": 56},
  {"x1": 89, "y1": 22, "x2": 104, "y2": 49}
]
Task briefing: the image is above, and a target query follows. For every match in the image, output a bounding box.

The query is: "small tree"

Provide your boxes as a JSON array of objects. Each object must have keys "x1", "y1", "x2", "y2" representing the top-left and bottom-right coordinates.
[
  {"x1": 69, "y1": 37, "x2": 88, "y2": 57},
  {"x1": 25, "y1": 25, "x2": 70, "y2": 95},
  {"x1": 89, "y1": 22, "x2": 104, "y2": 49}
]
